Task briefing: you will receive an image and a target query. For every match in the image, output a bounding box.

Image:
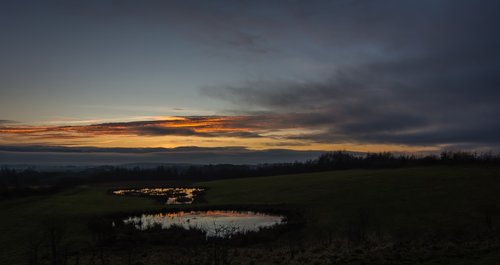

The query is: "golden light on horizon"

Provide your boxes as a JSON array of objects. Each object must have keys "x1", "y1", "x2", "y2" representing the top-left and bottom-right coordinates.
[{"x1": 0, "y1": 116, "x2": 440, "y2": 153}]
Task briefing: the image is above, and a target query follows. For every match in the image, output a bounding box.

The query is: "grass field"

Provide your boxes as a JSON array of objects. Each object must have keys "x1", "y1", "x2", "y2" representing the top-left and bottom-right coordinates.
[
  {"x1": 0, "y1": 185, "x2": 167, "y2": 264},
  {"x1": 201, "y1": 166, "x2": 500, "y2": 233},
  {"x1": 1, "y1": 166, "x2": 500, "y2": 264}
]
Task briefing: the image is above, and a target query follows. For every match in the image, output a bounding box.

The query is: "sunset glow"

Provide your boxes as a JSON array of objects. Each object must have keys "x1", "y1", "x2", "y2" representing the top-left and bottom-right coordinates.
[
  {"x1": 1, "y1": 0, "x2": 498, "y2": 165},
  {"x1": 2, "y1": 2, "x2": 500, "y2": 264},
  {"x1": 0, "y1": 116, "x2": 439, "y2": 153}
]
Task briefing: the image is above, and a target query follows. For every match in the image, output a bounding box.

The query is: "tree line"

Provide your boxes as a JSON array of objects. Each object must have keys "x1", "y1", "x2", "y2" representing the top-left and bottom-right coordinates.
[{"x1": 2, "y1": 151, "x2": 500, "y2": 196}]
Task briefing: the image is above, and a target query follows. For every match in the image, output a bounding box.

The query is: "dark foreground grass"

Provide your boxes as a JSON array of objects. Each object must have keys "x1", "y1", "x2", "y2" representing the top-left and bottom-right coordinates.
[
  {"x1": 200, "y1": 166, "x2": 500, "y2": 234},
  {"x1": 0, "y1": 185, "x2": 167, "y2": 264},
  {"x1": 1, "y1": 166, "x2": 500, "y2": 264}
]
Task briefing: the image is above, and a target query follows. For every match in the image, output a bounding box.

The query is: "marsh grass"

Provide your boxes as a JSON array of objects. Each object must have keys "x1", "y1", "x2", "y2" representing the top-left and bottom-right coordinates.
[{"x1": 2, "y1": 166, "x2": 500, "y2": 264}]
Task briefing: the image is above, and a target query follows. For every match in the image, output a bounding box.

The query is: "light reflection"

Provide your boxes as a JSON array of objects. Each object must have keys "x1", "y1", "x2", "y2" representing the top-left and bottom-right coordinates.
[
  {"x1": 123, "y1": 210, "x2": 285, "y2": 237},
  {"x1": 112, "y1": 187, "x2": 204, "y2": 204}
]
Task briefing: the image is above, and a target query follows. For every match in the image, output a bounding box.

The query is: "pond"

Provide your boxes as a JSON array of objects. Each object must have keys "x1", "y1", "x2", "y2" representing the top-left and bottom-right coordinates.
[
  {"x1": 122, "y1": 210, "x2": 286, "y2": 237},
  {"x1": 112, "y1": 187, "x2": 204, "y2": 204}
]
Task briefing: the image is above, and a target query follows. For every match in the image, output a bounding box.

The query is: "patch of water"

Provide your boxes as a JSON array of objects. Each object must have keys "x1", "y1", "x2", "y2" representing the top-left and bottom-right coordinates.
[
  {"x1": 112, "y1": 187, "x2": 203, "y2": 204},
  {"x1": 123, "y1": 210, "x2": 285, "y2": 237}
]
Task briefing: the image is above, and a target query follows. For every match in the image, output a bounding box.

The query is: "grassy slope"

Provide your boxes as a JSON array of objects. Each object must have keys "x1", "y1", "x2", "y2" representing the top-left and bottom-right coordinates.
[
  {"x1": 0, "y1": 185, "x2": 166, "y2": 264},
  {"x1": 1, "y1": 166, "x2": 500, "y2": 264},
  {"x1": 200, "y1": 166, "x2": 500, "y2": 233}
]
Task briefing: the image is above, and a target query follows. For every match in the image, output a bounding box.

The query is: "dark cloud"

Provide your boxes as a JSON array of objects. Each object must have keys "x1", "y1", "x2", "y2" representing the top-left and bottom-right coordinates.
[
  {"x1": 0, "y1": 120, "x2": 17, "y2": 124},
  {"x1": 45, "y1": 0, "x2": 279, "y2": 54},
  {"x1": 0, "y1": 145, "x2": 250, "y2": 153},
  {"x1": 0, "y1": 116, "x2": 269, "y2": 139},
  {"x1": 203, "y1": 56, "x2": 500, "y2": 147},
  {"x1": 133, "y1": 125, "x2": 263, "y2": 138},
  {"x1": 201, "y1": 0, "x2": 500, "y2": 149},
  {"x1": 2, "y1": 0, "x2": 500, "y2": 151},
  {"x1": 0, "y1": 146, "x2": 322, "y2": 165},
  {"x1": 132, "y1": 126, "x2": 198, "y2": 136}
]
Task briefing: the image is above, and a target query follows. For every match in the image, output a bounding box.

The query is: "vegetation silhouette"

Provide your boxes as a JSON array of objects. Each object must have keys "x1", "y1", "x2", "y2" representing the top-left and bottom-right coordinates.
[{"x1": 3, "y1": 151, "x2": 500, "y2": 198}]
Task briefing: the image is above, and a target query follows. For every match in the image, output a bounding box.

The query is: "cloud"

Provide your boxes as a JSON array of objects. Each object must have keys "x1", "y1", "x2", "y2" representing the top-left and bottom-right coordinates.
[
  {"x1": 0, "y1": 120, "x2": 17, "y2": 124},
  {"x1": 0, "y1": 116, "x2": 295, "y2": 141},
  {"x1": 202, "y1": 53, "x2": 500, "y2": 148},
  {"x1": 3, "y1": 0, "x2": 500, "y2": 151},
  {"x1": 51, "y1": 0, "x2": 278, "y2": 54},
  {"x1": 0, "y1": 145, "x2": 250, "y2": 153},
  {"x1": 0, "y1": 145, "x2": 322, "y2": 165},
  {"x1": 200, "y1": 0, "x2": 500, "y2": 149}
]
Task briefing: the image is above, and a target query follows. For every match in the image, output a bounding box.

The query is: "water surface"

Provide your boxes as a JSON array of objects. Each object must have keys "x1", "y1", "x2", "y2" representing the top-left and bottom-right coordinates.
[
  {"x1": 123, "y1": 210, "x2": 285, "y2": 237},
  {"x1": 112, "y1": 187, "x2": 203, "y2": 204}
]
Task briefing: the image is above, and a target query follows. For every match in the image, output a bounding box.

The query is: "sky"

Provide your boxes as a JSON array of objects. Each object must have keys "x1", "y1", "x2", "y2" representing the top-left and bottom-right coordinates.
[{"x1": 1, "y1": 0, "x2": 500, "y2": 164}]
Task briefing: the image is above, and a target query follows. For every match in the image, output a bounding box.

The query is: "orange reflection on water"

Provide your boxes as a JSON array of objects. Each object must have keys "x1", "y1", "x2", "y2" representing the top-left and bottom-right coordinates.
[
  {"x1": 123, "y1": 210, "x2": 285, "y2": 237},
  {"x1": 112, "y1": 187, "x2": 204, "y2": 204},
  {"x1": 157, "y1": 210, "x2": 272, "y2": 218}
]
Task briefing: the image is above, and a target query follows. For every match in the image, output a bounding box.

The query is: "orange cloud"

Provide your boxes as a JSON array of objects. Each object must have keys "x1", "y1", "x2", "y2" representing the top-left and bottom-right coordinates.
[
  {"x1": 0, "y1": 115, "x2": 440, "y2": 153},
  {"x1": 0, "y1": 116, "x2": 264, "y2": 139}
]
